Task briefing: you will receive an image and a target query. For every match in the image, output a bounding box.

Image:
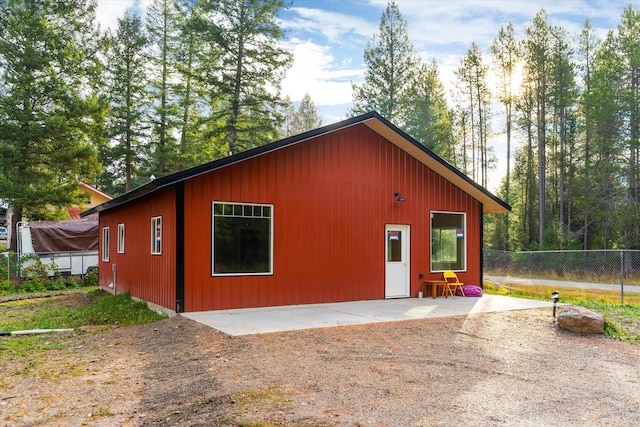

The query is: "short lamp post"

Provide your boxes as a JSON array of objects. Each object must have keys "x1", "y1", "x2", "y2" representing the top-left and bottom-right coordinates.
[{"x1": 551, "y1": 291, "x2": 560, "y2": 321}]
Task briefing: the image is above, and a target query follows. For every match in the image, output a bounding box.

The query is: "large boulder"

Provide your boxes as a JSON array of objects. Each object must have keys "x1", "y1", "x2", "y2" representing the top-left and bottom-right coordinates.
[{"x1": 557, "y1": 306, "x2": 604, "y2": 334}]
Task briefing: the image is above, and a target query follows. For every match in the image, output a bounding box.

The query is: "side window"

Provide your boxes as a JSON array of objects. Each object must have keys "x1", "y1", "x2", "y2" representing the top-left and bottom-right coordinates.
[
  {"x1": 151, "y1": 216, "x2": 162, "y2": 255},
  {"x1": 102, "y1": 227, "x2": 110, "y2": 262},
  {"x1": 117, "y1": 223, "x2": 125, "y2": 254},
  {"x1": 212, "y1": 202, "x2": 273, "y2": 275},
  {"x1": 431, "y1": 212, "x2": 466, "y2": 272}
]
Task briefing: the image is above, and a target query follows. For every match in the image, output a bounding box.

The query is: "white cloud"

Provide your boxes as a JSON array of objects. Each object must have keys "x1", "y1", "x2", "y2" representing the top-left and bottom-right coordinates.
[
  {"x1": 281, "y1": 39, "x2": 362, "y2": 106},
  {"x1": 96, "y1": 0, "x2": 153, "y2": 30},
  {"x1": 96, "y1": 0, "x2": 133, "y2": 29},
  {"x1": 283, "y1": 7, "x2": 376, "y2": 44}
]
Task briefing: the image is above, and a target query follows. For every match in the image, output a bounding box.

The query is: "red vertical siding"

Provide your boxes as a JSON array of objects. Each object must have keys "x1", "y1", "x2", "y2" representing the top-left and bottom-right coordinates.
[
  {"x1": 178, "y1": 124, "x2": 482, "y2": 311},
  {"x1": 99, "y1": 187, "x2": 176, "y2": 311}
]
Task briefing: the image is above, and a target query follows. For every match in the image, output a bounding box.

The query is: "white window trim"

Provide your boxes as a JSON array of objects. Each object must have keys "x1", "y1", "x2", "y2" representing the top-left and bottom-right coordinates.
[
  {"x1": 211, "y1": 201, "x2": 274, "y2": 276},
  {"x1": 117, "y1": 223, "x2": 125, "y2": 254},
  {"x1": 151, "y1": 216, "x2": 162, "y2": 255},
  {"x1": 430, "y1": 210, "x2": 467, "y2": 273},
  {"x1": 102, "y1": 227, "x2": 110, "y2": 262}
]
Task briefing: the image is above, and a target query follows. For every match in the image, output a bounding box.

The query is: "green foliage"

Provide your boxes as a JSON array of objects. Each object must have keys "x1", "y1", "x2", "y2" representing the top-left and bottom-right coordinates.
[
  {"x1": 0, "y1": 0, "x2": 104, "y2": 224},
  {"x1": 281, "y1": 93, "x2": 323, "y2": 137},
  {"x1": 404, "y1": 62, "x2": 455, "y2": 158},
  {"x1": 192, "y1": 0, "x2": 292, "y2": 155},
  {"x1": 99, "y1": 9, "x2": 150, "y2": 194},
  {"x1": 482, "y1": 280, "x2": 640, "y2": 342},
  {"x1": 0, "y1": 279, "x2": 14, "y2": 294},
  {"x1": 350, "y1": 1, "x2": 418, "y2": 123},
  {"x1": 0, "y1": 290, "x2": 165, "y2": 333},
  {"x1": 82, "y1": 269, "x2": 99, "y2": 288},
  {"x1": 67, "y1": 292, "x2": 165, "y2": 327}
]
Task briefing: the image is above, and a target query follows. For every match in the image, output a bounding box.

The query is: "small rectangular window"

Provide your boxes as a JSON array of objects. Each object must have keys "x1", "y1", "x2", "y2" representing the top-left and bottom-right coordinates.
[
  {"x1": 431, "y1": 211, "x2": 466, "y2": 272},
  {"x1": 102, "y1": 227, "x2": 110, "y2": 262},
  {"x1": 212, "y1": 202, "x2": 273, "y2": 275},
  {"x1": 151, "y1": 216, "x2": 162, "y2": 255},
  {"x1": 117, "y1": 223, "x2": 125, "y2": 254}
]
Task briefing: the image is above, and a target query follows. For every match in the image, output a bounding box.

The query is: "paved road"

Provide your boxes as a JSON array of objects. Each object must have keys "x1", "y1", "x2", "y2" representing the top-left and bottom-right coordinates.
[{"x1": 485, "y1": 275, "x2": 640, "y2": 294}]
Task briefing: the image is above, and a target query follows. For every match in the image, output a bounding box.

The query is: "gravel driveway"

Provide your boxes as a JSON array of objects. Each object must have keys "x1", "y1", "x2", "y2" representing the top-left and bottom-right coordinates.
[{"x1": 2, "y1": 300, "x2": 639, "y2": 426}]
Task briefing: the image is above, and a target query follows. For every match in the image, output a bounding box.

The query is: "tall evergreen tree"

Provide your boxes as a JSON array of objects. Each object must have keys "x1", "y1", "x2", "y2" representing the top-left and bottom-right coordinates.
[
  {"x1": 101, "y1": 10, "x2": 150, "y2": 194},
  {"x1": 146, "y1": 0, "x2": 181, "y2": 177},
  {"x1": 522, "y1": 10, "x2": 553, "y2": 247},
  {"x1": 350, "y1": 0, "x2": 417, "y2": 124},
  {"x1": 286, "y1": 92, "x2": 322, "y2": 136},
  {"x1": 576, "y1": 20, "x2": 600, "y2": 249},
  {"x1": 0, "y1": 0, "x2": 104, "y2": 249},
  {"x1": 172, "y1": 0, "x2": 209, "y2": 170},
  {"x1": 404, "y1": 61, "x2": 454, "y2": 159},
  {"x1": 490, "y1": 23, "x2": 521, "y2": 250},
  {"x1": 453, "y1": 43, "x2": 493, "y2": 187},
  {"x1": 616, "y1": 6, "x2": 640, "y2": 249},
  {"x1": 194, "y1": 0, "x2": 292, "y2": 155}
]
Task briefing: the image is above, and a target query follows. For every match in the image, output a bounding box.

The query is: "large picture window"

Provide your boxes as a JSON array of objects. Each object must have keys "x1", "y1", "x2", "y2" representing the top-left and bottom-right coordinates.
[
  {"x1": 212, "y1": 202, "x2": 273, "y2": 275},
  {"x1": 102, "y1": 227, "x2": 110, "y2": 262},
  {"x1": 431, "y1": 211, "x2": 466, "y2": 272}
]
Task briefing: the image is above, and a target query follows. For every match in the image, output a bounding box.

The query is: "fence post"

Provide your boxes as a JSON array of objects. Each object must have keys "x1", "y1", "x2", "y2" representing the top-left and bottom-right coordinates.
[{"x1": 620, "y1": 250, "x2": 624, "y2": 304}]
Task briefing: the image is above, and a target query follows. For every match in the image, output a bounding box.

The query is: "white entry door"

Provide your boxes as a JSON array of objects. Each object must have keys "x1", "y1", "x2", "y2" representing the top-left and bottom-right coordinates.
[{"x1": 385, "y1": 224, "x2": 410, "y2": 298}]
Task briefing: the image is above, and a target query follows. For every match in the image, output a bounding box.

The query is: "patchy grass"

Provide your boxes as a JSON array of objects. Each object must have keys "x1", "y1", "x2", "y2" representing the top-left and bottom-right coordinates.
[
  {"x1": 483, "y1": 280, "x2": 640, "y2": 343},
  {"x1": 0, "y1": 290, "x2": 165, "y2": 359}
]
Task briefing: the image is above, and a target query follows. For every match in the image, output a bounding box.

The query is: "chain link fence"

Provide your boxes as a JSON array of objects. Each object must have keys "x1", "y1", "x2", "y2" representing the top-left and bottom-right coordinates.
[{"x1": 484, "y1": 249, "x2": 640, "y2": 290}]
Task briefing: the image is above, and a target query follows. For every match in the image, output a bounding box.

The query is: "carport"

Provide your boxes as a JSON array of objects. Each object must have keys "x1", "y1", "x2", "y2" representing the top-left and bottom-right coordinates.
[{"x1": 181, "y1": 294, "x2": 558, "y2": 336}]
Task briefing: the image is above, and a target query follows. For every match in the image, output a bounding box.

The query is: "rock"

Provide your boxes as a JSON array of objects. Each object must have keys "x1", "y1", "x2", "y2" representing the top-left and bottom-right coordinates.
[{"x1": 557, "y1": 306, "x2": 604, "y2": 334}]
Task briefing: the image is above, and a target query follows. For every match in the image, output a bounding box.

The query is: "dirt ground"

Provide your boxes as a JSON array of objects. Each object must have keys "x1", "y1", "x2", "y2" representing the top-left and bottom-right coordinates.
[{"x1": 1, "y1": 295, "x2": 639, "y2": 426}]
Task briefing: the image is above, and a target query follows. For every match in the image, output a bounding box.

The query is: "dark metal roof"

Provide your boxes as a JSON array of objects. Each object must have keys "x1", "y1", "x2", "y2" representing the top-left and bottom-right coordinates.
[{"x1": 81, "y1": 111, "x2": 510, "y2": 217}]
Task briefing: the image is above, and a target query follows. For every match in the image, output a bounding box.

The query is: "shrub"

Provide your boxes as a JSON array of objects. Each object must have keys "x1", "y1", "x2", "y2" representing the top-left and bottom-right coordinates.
[
  {"x1": 0, "y1": 279, "x2": 15, "y2": 294},
  {"x1": 82, "y1": 268, "x2": 98, "y2": 287}
]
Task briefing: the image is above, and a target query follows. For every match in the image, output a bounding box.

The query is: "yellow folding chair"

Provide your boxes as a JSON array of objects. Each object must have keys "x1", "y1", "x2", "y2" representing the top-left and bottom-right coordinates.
[{"x1": 442, "y1": 271, "x2": 465, "y2": 297}]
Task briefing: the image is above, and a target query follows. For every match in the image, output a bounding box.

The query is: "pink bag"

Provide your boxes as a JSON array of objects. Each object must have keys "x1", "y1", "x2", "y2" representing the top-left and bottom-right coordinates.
[{"x1": 457, "y1": 285, "x2": 483, "y2": 297}]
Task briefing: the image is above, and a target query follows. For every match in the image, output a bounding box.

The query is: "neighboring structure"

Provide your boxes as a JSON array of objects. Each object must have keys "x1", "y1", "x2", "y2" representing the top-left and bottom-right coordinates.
[
  {"x1": 67, "y1": 181, "x2": 113, "y2": 219},
  {"x1": 82, "y1": 112, "x2": 510, "y2": 313}
]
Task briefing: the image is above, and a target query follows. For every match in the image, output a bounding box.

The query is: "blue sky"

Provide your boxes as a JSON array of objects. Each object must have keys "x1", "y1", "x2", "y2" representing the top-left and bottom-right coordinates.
[{"x1": 96, "y1": 0, "x2": 636, "y2": 190}]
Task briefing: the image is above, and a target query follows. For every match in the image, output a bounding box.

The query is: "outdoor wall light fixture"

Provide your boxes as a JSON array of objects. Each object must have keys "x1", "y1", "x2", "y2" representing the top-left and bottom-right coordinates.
[
  {"x1": 394, "y1": 191, "x2": 405, "y2": 202},
  {"x1": 551, "y1": 291, "x2": 560, "y2": 321}
]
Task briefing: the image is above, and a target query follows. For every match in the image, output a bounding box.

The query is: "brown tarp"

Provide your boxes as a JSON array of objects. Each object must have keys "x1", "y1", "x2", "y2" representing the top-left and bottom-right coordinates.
[{"x1": 29, "y1": 217, "x2": 99, "y2": 252}]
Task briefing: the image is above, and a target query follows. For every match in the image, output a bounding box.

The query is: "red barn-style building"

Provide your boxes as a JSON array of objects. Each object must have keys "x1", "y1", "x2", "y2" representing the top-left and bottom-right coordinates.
[{"x1": 82, "y1": 112, "x2": 510, "y2": 314}]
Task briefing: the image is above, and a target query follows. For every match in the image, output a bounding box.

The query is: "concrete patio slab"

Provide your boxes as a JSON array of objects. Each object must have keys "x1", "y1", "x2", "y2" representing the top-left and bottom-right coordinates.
[{"x1": 181, "y1": 294, "x2": 558, "y2": 336}]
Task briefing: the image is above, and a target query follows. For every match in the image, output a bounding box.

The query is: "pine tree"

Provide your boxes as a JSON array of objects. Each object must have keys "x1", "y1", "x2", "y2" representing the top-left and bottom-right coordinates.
[
  {"x1": 146, "y1": 0, "x2": 181, "y2": 177},
  {"x1": 0, "y1": 0, "x2": 104, "y2": 249},
  {"x1": 101, "y1": 10, "x2": 150, "y2": 194},
  {"x1": 490, "y1": 23, "x2": 521, "y2": 250},
  {"x1": 350, "y1": 0, "x2": 417, "y2": 124},
  {"x1": 453, "y1": 43, "x2": 493, "y2": 187},
  {"x1": 404, "y1": 61, "x2": 454, "y2": 159},
  {"x1": 616, "y1": 6, "x2": 640, "y2": 249},
  {"x1": 288, "y1": 93, "x2": 323, "y2": 136},
  {"x1": 194, "y1": 0, "x2": 292, "y2": 155}
]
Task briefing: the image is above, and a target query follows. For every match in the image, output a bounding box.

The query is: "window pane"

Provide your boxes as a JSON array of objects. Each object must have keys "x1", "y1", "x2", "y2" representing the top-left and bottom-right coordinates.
[
  {"x1": 233, "y1": 204, "x2": 243, "y2": 216},
  {"x1": 152, "y1": 217, "x2": 162, "y2": 254},
  {"x1": 214, "y1": 203, "x2": 223, "y2": 215},
  {"x1": 253, "y1": 206, "x2": 261, "y2": 217},
  {"x1": 223, "y1": 204, "x2": 233, "y2": 215},
  {"x1": 244, "y1": 205, "x2": 252, "y2": 216},
  {"x1": 387, "y1": 230, "x2": 402, "y2": 262},
  {"x1": 214, "y1": 216, "x2": 271, "y2": 274},
  {"x1": 431, "y1": 213, "x2": 465, "y2": 271}
]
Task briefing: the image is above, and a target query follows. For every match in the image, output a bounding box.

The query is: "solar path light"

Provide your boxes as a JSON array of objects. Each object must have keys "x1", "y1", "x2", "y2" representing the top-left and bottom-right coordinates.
[{"x1": 550, "y1": 291, "x2": 560, "y2": 321}]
